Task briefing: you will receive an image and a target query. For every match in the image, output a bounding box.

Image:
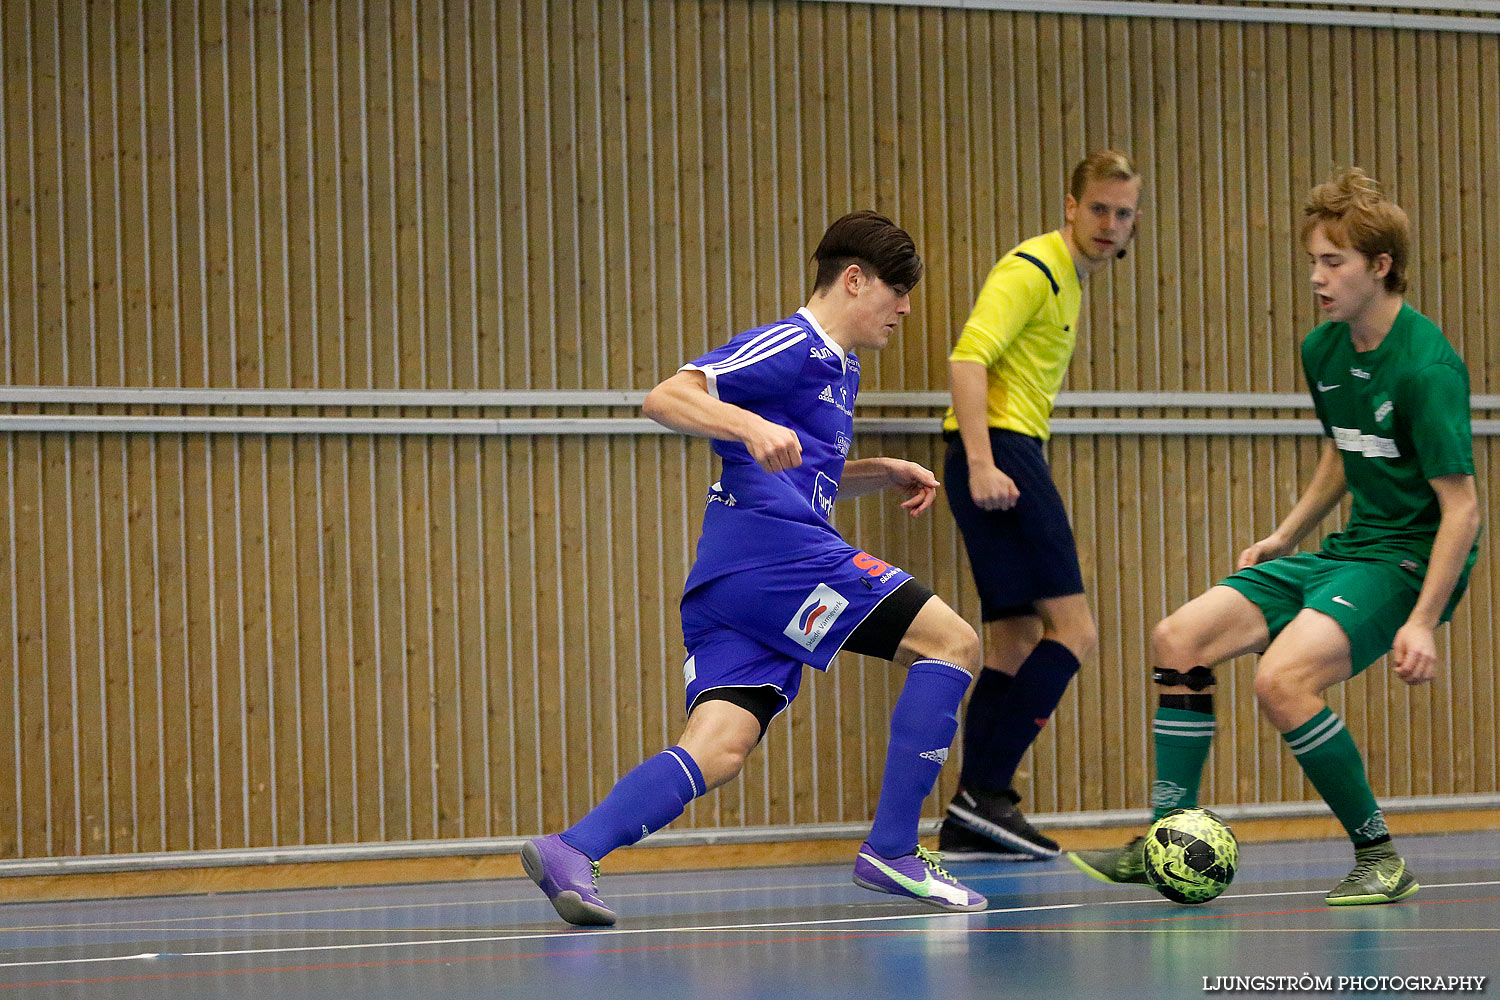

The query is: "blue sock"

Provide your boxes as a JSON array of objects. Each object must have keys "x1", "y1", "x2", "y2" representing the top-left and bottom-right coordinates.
[
  {"x1": 959, "y1": 639, "x2": 1079, "y2": 793},
  {"x1": 867, "y1": 658, "x2": 973, "y2": 857},
  {"x1": 560, "y1": 747, "x2": 706, "y2": 862}
]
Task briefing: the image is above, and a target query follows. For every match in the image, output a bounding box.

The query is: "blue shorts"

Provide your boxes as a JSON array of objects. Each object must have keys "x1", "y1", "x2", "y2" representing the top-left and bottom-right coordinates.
[
  {"x1": 943, "y1": 429, "x2": 1085, "y2": 620},
  {"x1": 679, "y1": 543, "x2": 914, "y2": 723}
]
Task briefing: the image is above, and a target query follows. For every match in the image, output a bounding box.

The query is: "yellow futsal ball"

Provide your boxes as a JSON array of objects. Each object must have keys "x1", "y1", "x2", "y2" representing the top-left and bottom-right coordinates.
[{"x1": 1143, "y1": 807, "x2": 1239, "y2": 904}]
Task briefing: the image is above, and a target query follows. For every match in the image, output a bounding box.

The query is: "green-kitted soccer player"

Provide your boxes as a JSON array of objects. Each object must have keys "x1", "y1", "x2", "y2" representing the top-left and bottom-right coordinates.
[{"x1": 1071, "y1": 167, "x2": 1481, "y2": 906}]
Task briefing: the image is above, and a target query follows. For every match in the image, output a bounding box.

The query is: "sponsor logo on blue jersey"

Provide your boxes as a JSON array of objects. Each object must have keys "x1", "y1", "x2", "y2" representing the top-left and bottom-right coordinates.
[
  {"x1": 851, "y1": 551, "x2": 894, "y2": 578},
  {"x1": 818, "y1": 383, "x2": 854, "y2": 416},
  {"x1": 784, "y1": 583, "x2": 850, "y2": 652},
  {"x1": 813, "y1": 472, "x2": 838, "y2": 518}
]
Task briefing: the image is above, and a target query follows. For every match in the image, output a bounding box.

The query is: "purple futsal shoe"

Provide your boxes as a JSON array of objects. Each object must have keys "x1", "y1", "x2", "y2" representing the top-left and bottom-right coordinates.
[
  {"x1": 521, "y1": 834, "x2": 618, "y2": 926},
  {"x1": 853, "y1": 842, "x2": 988, "y2": 912}
]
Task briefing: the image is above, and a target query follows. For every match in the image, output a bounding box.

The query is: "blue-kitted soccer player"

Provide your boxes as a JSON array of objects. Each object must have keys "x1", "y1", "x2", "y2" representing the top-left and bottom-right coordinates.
[{"x1": 523, "y1": 211, "x2": 988, "y2": 926}]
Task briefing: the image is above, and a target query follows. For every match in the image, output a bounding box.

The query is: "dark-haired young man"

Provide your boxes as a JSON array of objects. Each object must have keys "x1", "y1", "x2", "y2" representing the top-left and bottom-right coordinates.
[
  {"x1": 523, "y1": 211, "x2": 987, "y2": 925},
  {"x1": 939, "y1": 151, "x2": 1142, "y2": 861},
  {"x1": 1070, "y1": 168, "x2": 1480, "y2": 905}
]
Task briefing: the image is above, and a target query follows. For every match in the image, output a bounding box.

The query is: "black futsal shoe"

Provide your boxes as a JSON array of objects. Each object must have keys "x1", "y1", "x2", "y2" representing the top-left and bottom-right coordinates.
[
  {"x1": 945, "y1": 788, "x2": 1060, "y2": 860},
  {"x1": 938, "y1": 815, "x2": 1045, "y2": 862}
]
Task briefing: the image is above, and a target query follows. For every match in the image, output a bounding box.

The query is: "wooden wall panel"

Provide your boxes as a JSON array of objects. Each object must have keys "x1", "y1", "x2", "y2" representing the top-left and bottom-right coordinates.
[
  {"x1": 0, "y1": 424, "x2": 1496, "y2": 856},
  {"x1": 0, "y1": 1, "x2": 1497, "y2": 860}
]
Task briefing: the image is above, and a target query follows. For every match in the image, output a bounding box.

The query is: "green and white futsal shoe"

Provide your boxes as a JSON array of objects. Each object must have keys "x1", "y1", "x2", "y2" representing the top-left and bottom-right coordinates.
[
  {"x1": 1067, "y1": 835, "x2": 1151, "y2": 886},
  {"x1": 1326, "y1": 842, "x2": 1419, "y2": 905},
  {"x1": 852, "y1": 843, "x2": 988, "y2": 912}
]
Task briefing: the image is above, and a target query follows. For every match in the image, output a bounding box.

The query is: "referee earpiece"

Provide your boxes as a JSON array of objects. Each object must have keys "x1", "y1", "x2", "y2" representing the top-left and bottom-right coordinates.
[{"x1": 1118, "y1": 217, "x2": 1140, "y2": 259}]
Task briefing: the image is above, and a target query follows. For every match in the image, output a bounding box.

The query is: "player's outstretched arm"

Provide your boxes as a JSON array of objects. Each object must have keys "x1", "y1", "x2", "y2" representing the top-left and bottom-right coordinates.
[
  {"x1": 1237, "y1": 440, "x2": 1347, "y2": 568},
  {"x1": 1391, "y1": 472, "x2": 1481, "y2": 685},
  {"x1": 838, "y1": 458, "x2": 939, "y2": 515},
  {"x1": 642, "y1": 370, "x2": 803, "y2": 473}
]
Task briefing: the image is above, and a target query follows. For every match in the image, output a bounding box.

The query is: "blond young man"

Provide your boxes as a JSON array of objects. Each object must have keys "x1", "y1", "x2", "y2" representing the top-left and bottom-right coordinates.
[
  {"x1": 940, "y1": 151, "x2": 1142, "y2": 860},
  {"x1": 1070, "y1": 168, "x2": 1481, "y2": 904}
]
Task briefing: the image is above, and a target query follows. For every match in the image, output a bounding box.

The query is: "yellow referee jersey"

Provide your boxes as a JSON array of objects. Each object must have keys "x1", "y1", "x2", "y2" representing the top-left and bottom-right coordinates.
[{"x1": 942, "y1": 230, "x2": 1082, "y2": 441}]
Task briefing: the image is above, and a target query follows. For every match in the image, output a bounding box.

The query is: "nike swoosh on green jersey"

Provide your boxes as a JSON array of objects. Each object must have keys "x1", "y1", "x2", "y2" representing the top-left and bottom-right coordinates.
[{"x1": 859, "y1": 853, "x2": 969, "y2": 905}]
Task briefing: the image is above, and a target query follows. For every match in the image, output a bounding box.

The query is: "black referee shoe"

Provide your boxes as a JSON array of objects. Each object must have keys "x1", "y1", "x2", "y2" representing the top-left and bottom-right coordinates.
[
  {"x1": 945, "y1": 788, "x2": 1060, "y2": 860},
  {"x1": 938, "y1": 816, "x2": 1043, "y2": 862}
]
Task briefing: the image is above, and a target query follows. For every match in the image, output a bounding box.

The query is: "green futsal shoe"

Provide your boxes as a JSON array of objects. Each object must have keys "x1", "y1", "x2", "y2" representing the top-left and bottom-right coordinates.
[
  {"x1": 1067, "y1": 836, "x2": 1150, "y2": 886},
  {"x1": 1325, "y1": 843, "x2": 1419, "y2": 905}
]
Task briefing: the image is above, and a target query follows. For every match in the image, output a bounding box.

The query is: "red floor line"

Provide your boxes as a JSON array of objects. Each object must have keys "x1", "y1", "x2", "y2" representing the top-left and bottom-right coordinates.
[
  {"x1": 7, "y1": 894, "x2": 1499, "y2": 989},
  {"x1": 0, "y1": 931, "x2": 894, "y2": 990},
  {"x1": 1023, "y1": 895, "x2": 1500, "y2": 930}
]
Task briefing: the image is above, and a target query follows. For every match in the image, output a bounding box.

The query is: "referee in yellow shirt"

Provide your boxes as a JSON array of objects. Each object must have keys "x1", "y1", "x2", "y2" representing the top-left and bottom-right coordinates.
[{"x1": 940, "y1": 150, "x2": 1142, "y2": 860}]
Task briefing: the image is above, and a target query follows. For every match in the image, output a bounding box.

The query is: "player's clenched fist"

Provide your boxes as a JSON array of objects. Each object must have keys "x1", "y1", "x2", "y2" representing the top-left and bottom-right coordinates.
[
  {"x1": 742, "y1": 416, "x2": 802, "y2": 474},
  {"x1": 968, "y1": 465, "x2": 1019, "y2": 511},
  {"x1": 1390, "y1": 623, "x2": 1438, "y2": 685},
  {"x1": 1236, "y1": 535, "x2": 1292, "y2": 570}
]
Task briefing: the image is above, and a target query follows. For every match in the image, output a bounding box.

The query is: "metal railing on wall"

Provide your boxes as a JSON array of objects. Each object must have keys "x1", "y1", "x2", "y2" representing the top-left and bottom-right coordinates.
[
  {"x1": 4, "y1": 387, "x2": 1500, "y2": 437},
  {"x1": 801, "y1": 0, "x2": 1500, "y2": 35}
]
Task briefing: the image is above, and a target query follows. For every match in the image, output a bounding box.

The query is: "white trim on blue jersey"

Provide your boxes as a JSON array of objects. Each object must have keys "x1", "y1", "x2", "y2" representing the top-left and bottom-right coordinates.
[
  {"x1": 680, "y1": 309, "x2": 849, "y2": 399},
  {"x1": 795, "y1": 307, "x2": 849, "y2": 374},
  {"x1": 683, "y1": 323, "x2": 807, "y2": 399}
]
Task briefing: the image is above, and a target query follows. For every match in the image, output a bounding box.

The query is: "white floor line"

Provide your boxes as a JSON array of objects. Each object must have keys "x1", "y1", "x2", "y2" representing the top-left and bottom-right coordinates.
[
  {"x1": 0, "y1": 952, "x2": 166, "y2": 970},
  {"x1": 0, "y1": 878, "x2": 1496, "y2": 973},
  {"x1": 3, "y1": 840, "x2": 1488, "y2": 935},
  {"x1": 0, "y1": 869, "x2": 1079, "y2": 934},
  {"x1": 0, "y1": 905, "x2": 1067, "y2": 969}
]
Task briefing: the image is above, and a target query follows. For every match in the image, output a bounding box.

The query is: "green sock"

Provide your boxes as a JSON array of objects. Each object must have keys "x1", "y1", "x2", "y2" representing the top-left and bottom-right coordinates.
[
  {"x1": 1283, "y1": 707, "x2": 1388, "y2": 844},
  {"x1": 1152, "y1": 707, "x2": 1216, "y2": 820}
]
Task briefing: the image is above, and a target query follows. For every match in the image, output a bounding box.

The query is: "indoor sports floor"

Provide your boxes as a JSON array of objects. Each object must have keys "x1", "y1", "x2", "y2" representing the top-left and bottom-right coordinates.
[{"x1": 0, "y1": 830, "x2": 1493, "y2": 999}]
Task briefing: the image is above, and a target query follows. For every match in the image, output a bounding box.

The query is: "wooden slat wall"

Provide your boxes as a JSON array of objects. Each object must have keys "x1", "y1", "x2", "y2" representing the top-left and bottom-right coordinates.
[{"x1": 0, "y1": 0, "x2": 1497, "y2": 858}]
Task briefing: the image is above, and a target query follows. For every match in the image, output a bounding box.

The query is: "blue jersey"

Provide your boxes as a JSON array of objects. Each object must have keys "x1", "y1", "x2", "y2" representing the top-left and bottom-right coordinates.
[{"x1": 681, "y1": 307, "x2": 861, "y2": 592}]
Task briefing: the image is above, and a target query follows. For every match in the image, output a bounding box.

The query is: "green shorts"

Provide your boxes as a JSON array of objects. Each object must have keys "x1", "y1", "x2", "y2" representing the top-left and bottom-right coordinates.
[{"x1": 1218, "y1": 552, "x2": 1426, "y2": 674}]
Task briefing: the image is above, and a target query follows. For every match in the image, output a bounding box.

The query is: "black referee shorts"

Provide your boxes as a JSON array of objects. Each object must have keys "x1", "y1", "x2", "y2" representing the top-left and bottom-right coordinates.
[{"x1": 943, "y1": 428, "x2": 1085, "y2": 621}]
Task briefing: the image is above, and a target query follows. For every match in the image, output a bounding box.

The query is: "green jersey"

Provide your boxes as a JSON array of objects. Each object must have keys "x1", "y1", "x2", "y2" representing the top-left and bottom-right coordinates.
[{"x1": 1301, "y1": 303, "x2": 1477, "y2": 588}]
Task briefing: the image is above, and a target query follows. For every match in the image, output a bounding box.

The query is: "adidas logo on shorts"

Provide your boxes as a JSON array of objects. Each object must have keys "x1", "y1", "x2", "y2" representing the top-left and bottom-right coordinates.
[{"x1": 919, "y1": 748, "x2": 949, "y2": 764}]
